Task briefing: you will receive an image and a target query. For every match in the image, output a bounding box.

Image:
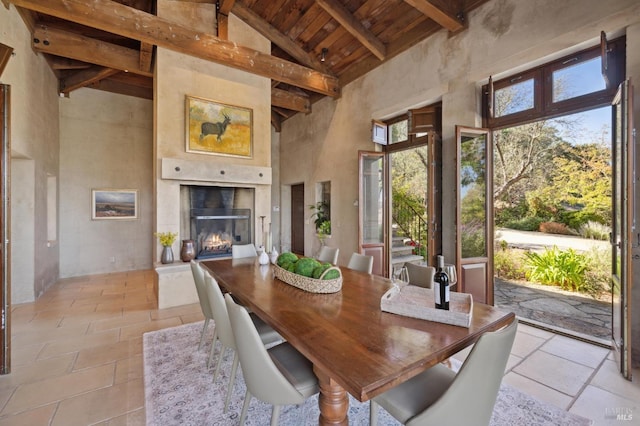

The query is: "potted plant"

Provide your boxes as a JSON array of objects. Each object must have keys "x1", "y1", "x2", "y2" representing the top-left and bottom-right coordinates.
[
  {"x1": 155, "y1": 231, "x2": 177, "y2": 264},
  {"x1": 310, "y1": 201, "x2": 331, "y2": 245}
]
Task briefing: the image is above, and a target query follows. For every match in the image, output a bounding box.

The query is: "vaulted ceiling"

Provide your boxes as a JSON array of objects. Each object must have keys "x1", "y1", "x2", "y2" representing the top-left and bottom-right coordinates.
[{"x1": 4, "y1": 0, "x2": 491, "y2": 130}]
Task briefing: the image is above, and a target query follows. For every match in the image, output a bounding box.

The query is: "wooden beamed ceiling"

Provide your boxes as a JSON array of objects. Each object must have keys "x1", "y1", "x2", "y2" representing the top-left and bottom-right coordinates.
[{"x1": 6, "y1": 0, "x2": 491, "y2": 130}]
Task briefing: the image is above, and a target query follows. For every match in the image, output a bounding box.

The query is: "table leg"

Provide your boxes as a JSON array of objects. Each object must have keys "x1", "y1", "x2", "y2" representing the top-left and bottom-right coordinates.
[{"x1": 313, "y1": 365, "x2": 349, "y2": 425}]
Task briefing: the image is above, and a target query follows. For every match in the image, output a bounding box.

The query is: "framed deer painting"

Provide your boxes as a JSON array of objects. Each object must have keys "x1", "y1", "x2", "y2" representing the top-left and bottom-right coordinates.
[{"x1": 185, "y1": 95, "x2": 253, "y2": 158}]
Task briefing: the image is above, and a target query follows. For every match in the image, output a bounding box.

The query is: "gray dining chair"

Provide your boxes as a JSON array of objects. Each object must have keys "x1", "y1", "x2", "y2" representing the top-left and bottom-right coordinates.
[
  {"x1": 232, "y1": 243, "x2": 258, "y2": 259},
  {"x1": 347, "y1": 252, "x2": 374, "y2": 274},
  {"x1": 203, "y1": 272, "x2": 282, "y2": 413},
  {"x1": 225, "y1": 293, "x2": 319, "y2": 426},
  {"x1": 317, "y1": 246, "x2": 339, "y2": 265},
  {"x1": 190, "y1": 260, "x2": 216, "y2": 351},
  {"x1": 370, "y1": 319, "x2": 518, "y2": 426},
  {"x1": 404, "y1": 262, "x2": 436, "y2": 289}
]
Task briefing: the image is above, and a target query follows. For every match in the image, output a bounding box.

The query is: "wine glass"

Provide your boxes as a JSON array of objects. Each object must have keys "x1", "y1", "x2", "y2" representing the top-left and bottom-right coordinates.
[{"x1": 443, "y1": 264, "x2": 457, "y2": 287}]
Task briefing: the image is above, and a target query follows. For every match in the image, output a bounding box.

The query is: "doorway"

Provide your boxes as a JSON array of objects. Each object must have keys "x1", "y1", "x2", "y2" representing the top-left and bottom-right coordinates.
[{"x1": 291, "y1": 183, "x2": 304, "y2": 255}]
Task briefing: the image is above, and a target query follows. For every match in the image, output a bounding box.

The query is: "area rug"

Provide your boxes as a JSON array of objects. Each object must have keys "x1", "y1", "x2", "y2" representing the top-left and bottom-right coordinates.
[{"x1": 143, "y1": 321, "x2": 592, "y2": 426}]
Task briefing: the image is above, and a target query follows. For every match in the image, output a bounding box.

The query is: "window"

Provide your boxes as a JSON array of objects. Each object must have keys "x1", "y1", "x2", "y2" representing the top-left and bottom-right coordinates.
[{"x1": 484, "y1": 36, "x2": 625, "y2": 129}]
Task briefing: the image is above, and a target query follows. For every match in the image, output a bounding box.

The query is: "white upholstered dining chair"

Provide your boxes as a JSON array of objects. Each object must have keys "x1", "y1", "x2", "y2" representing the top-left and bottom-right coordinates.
[
  {"x1": 225, "y1": 293, "x2": 319, "y2": 425},
  {"x1": 347, "y1": 252, "x2": 374, "y2": 274},
  {"x1": 190, "y1": 260, "x2": 216, "y2": 351},
  {"x1": 404, "y1": 262, "x2": 436, "y2": 289},
  {"x1": 231, "y1": 243, "x2": 258, "y2": 259},
  {"x1": 370, "y1": 319, "x2": 517, "y2": 426},
  {"x1": 203, "y1": 272, "x2": 282, "y2": 413},
  {"x1": 317, "y1": 246, "x2": 339, "y2": 265}
]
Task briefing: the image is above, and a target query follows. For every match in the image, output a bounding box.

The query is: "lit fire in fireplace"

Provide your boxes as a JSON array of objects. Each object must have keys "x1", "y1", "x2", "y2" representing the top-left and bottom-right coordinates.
[{"x1": 199, "y1": 231, "x2": 233, "y2": 255}]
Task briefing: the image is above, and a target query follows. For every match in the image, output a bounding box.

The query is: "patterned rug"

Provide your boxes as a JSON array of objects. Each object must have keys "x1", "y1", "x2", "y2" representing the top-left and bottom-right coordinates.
[{"x1": 143, "y1": 321, "x2": 593, "y2": 425}]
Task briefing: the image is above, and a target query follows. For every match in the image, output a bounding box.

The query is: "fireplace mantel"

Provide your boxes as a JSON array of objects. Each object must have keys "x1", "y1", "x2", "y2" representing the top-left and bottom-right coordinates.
[{"x1": 161, "y1": 157, "x2": 272, "y2": 185}]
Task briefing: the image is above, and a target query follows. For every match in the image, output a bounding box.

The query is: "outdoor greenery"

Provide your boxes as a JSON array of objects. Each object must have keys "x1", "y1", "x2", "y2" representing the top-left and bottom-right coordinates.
[{"x1": 310, "y1": 201, "x2": 331, "y2": 236}]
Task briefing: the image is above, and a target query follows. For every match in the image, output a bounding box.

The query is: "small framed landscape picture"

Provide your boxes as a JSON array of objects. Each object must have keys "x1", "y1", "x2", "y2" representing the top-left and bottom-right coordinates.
[
  {"x1": 186, "y1": 95, "x2": 253, "y2": 158},
  {"x1": 92, "y1": 189, "x2": 138, "y2": 220}
]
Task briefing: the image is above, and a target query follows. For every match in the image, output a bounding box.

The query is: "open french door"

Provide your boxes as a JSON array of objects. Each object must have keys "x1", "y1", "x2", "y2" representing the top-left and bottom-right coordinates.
[
  {"x1": 455, "y1": 126, "x2": 494, "y2": 305},
  {"x1": 358, "y1": 151, "x2": 386, "y2": 276},
  {"x1": 0, "y1": 84, "x2": 10, "y2": 374},
  {"x1": 611, "y1": 79, "x2": 634, "y2": 380}
]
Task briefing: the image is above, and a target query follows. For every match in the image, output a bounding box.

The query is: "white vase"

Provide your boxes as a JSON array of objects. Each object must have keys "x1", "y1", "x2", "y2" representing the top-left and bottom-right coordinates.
[
  {"x1": 270, "y1": 247, "x2": 279, "y2": 264},
  {"x1": 259, "y1": 250, "x2": 270, "y2": 265}
]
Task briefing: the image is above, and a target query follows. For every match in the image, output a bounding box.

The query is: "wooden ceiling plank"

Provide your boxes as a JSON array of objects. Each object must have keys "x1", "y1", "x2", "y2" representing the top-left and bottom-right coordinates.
[
  {"x1": 91, "y1": 78, "x2": 153, "y2": 100},
  {"x1": 231, "y1": 2, "x2": 330, "y2": 73},
  {"x1": 218, "y1": 0, "x2": 236, "y2": 15},
  {"x1": 315, "y1": 0, "x2": 386, "y2": 60},
  {"x1": 139, "y1": 42, "x2": 153, "y2": 72},
  {"x1": 9, "y1": 0, "x2": 340, "y2": 97},
  {"x1": 402, "y1": 0, "x2": 463, "y2": 32},
  {"x1": 32, "y1": 26, "x2": 153, "y2": 77},
  {"x1": 60, "y1": 66, "x2": 119, "y2": 94},
  {"x1": 272, "y1": 87, "x2": 311, "y2": 113},
  {"x1": 287, "y1": 2, "x2": 322, "y2": 40}
]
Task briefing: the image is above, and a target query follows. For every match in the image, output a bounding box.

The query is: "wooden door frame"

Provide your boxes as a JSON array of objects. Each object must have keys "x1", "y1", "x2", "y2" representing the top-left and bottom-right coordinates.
[{"x1": 0, "y1": 84, "x2": 10, "y2": 374}]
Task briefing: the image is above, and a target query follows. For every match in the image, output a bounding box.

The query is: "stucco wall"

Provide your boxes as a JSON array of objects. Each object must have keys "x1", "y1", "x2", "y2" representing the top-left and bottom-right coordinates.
[
  {"x1": 59, "y1": 89, "x2": 153, "y2": 277},
  {"x1": 1, "y1": 4, "x2": 60, "y2": 302},
  {"x1": 154, "y1": 2, "x2": 272, "y2": 260}
]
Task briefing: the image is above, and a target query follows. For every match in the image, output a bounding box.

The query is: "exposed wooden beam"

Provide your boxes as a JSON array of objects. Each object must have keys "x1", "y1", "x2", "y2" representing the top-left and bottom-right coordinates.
[
  {"x1": 60, "y1": 66, "x2": 119, "y2": 95},
  {"x1": 271, "y1": 110, "x2": 282, "y2": 132},
  {"x1": 49, "y1": 57, "x2": 92, "y2": 70},
  {"x1": 315, "y1": 0, "x2": 386, "y2": 60},
  {"x1": 272, "y1": 88, "x2": 311, "y2": 113},
  {"x1": 218, "y1": 0, "x2": 235, "y2": 15},
  {"x1": 217, "y1": 13, "x2": 229, "y2": 39},
  {"x1": 1, "y1": 0, "x2": 9, "y2": 9},
  {"x1": 232, "y1": 2, "x2": 330, "y2": 73},
  {"x1": 402, "y1": 0, "x2": 463, "y2": 32},
  {"x1": 32, "y1": 26, "x2": 153, "y2": 77},
  {"x1": 10, "y1": 0, "x2": 340, "y2": 97},
  {"x1": 90, "y1": 78, "x2": 153, "y2": 100},
  {"x1": 139, "y1": 42, "x2": 153, "y2": 72}
]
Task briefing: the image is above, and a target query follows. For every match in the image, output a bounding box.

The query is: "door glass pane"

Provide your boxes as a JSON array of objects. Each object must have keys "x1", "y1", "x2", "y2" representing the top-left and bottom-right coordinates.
[
  {"x1": 389, "y1": 120, "x2": 408, "y2": 144},
  {"x1": 553, "y1": 57, "x2": 606, "y2": 102},
  {"x1": 494, "y1": 79, "x2": 534, "y2": 117},
  {"x1": 460, "y1": 134, "x2": 487, "y2": 258},
  {"x1": 362, "y1": 155, "x2": 384, "y2": 244}
]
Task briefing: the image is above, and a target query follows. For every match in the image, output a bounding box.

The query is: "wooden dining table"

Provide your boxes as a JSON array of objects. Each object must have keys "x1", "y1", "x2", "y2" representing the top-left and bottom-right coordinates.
[{"x1": 201, "y1": 257, "x2": 515, "y2": 425}]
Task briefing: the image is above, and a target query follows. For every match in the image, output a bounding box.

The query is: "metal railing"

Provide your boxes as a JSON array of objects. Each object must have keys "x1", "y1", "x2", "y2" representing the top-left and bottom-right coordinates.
[{"x1": 392, "y1": 196, "x2": 428, "y2": 257}]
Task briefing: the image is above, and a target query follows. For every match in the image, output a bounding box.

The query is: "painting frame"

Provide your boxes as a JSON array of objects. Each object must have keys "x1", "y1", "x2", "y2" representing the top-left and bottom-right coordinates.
[
  {"x1": 185, "y1": 95, "x2": 253, "y2": 158},
  {"x1": 91, "y1": 189, "x2": 138, "y2": 220}
]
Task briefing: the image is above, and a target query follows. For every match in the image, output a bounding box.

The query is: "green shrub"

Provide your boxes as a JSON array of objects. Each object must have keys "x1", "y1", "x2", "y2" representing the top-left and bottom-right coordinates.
[
  {"x1": 524, "y1": 246, "x2": 589, "y2": 291},
  {"x1": 494, "y1": 248, "x2": 528, "y2": 280},
  {"x1": 502, "y1": 216, "x2": 544, "y2": 231},
  {"x1": 578, "y1": 221, "x2": 610, "y2": 241},
  {"x1": 558, "y1": 210, "x2": 606, "y2": 231},
  {"x1": 582, "y1": 246, "x2": 612, "y2": 296}
]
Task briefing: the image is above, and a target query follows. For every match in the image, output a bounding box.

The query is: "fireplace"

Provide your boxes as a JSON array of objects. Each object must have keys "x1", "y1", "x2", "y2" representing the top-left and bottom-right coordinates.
[{"x1": 183, "y1": 186, "x2": 254, "y2": 259}]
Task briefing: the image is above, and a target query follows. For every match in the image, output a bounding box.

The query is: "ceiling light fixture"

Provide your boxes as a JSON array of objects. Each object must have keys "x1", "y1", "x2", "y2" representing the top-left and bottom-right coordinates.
[{"x1": 321, "y1": 48, "x2": 328, "y2": 62}]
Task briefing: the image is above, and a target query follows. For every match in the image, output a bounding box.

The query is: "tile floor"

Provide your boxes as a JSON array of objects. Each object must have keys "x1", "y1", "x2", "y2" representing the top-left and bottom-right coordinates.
[{"x1": 0, "y1": 269, "x2": 638, "y2": 425}]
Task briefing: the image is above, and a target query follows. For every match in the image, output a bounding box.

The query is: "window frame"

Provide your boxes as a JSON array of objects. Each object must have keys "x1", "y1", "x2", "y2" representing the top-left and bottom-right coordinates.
[{"x1": 483, "y1": 36, "x2": 625, "y2": 130}]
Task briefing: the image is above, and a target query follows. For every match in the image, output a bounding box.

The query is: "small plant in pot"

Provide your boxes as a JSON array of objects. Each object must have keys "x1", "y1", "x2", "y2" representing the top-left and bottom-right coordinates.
[{"x1": 310, "y1": 201, "x2": 331, "y2": 245}]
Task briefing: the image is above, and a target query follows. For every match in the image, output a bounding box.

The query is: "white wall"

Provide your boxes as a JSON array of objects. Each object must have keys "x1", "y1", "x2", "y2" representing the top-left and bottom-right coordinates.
[
  {"x1": 59, "y1": 89, "x2": 153, "y2": 277},
  {"x1": 1, "y1": 4, "x2": 60, "y2": 302}
]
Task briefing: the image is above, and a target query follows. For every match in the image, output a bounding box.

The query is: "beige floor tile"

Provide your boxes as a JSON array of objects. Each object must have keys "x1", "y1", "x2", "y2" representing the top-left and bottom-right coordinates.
[
  {"x1": 58, "y1": 310, "x2": 125, "y2": 329},
  {"x1": 12, "y1": 324, "x2": 89, "y2": 347},
  {"x1": 119, "y1": 318, "x2": 183, "y2": 341},
  {"x1": 89, "y1": 311, "x2": 150, "y2": 333},
  {"x1": 72, "y1": 294, "x2": 125, "y2": 307},
  {"x1": 39, "y1": 329, "x2": 120, "y2": 359},
  {"x1": 540, "y1": 335, "x2": 610, "y2": 368},
  {"x1": 590, "y1": 359, "x2": 640, "y2": 402},
  {"x1": 2, "y1": 364, "x2": 115, "y2": 415},
  {"x1": 74, "y1": 338, "x2": 142, "y2": 371},
  {"x1": 504, "y1": 353, "x2": 523, "y2": 372},
  {"x1": 510, "y1": 330, "x2": 547, "y2": 358},
  {"x1": 114, "y1": 355, "x2": 143, "y2": 384},
  {"x1": 502, "y1": 371, "x2": 574, "y2": 410},
  {"x1": 150, "y1": 303, "x2": 202, "y2": 320},
  {"x1": 570, "y1": 385, "x2": 638, "y2": 425},
  {"x1": 51, "y1": 378, "x2": 144, "y2": 426},
  {"x1": 517, "y1": 323, "x2": 556, "y2": 339},
  {"x1": 96, "y1": 407, "x2": 146, "y2": 426},
  {"x1": 181, "y1": 312, "x2": 206, "y2": 324},
  {"x1": 0, "y1": 354, "x2": 76, "y2": 391},
  {"x1": 10, "y1": 342, "x2": 45, "y2": 367},
  {"x1": 513, "y1": 350, "x2": 594, "y2": 396},
  {"x1": 0, "y1": 403, "x2": 57, "y2": 426}
]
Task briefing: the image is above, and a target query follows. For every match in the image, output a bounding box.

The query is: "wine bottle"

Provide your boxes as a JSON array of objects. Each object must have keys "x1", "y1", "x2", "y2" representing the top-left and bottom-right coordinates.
[{"x1": 434, "y1": 255, "x2": 450, "y2": 310}]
